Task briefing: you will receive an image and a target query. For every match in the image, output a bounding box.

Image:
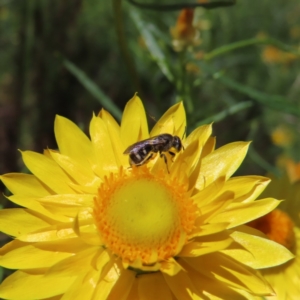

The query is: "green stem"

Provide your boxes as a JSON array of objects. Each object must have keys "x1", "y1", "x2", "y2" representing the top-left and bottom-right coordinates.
[
  {"x1": 178, "y1": 50, "x2": 193, "y2": 113},
  {"x1": 127, "y1": 0, "x2": 236, "y2": 11},
  {"x1": 112, "y1": 0, "x2": 141, "y2": 93}
]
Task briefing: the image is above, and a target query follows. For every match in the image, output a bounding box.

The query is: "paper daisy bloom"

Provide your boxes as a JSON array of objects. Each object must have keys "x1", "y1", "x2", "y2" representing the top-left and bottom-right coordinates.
[
  {"x1": 0, "y1": 95, "x2": 293, "y2": 300},
  {"x1": 249, "y1": 169, "x2": 300, "y2": 300},
  {"x1": 249, "y1": 210, "x2": 300, "y2": 300}
]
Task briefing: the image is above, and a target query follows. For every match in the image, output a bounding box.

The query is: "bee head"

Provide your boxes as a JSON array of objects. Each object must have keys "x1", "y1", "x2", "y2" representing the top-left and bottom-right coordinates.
[{"x1": 172, "y1": 136, "x2": 183, "y2": 152}]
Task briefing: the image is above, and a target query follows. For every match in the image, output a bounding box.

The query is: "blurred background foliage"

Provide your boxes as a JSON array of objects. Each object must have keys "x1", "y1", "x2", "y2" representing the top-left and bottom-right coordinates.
[{"x1": 0, "y1": 0, "x2": 300, "y2": 196}]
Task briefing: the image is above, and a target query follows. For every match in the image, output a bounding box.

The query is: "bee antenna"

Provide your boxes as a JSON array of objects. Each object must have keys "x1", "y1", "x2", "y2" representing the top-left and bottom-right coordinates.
[{"x1": 147, "y1": 113, "x2": 157, "y2": 125}]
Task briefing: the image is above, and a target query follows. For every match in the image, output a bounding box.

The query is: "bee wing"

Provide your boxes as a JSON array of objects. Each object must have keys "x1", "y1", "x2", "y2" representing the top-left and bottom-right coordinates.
[
  {"x1": 123, "y1": 137, "x2": 160, "y2": 154},
  {"x1": 123, "y1": 143, "x2": 138, "y2": 154}
]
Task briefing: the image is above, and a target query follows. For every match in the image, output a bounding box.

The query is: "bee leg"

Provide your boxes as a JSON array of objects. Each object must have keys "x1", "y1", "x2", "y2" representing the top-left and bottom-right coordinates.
[
  {"x1": 143, "y1": 153, "x2": 154, "y2": 164},
  {"x1": 160, "y1": 153, "x2": 170, "y2": 173},
  {"x1": 168, "y1": 151, "x2": 175, "y2": 162}
]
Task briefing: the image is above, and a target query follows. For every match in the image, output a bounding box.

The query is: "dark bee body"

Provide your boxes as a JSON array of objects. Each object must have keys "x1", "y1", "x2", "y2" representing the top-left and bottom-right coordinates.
[{"x1": 123, "y1": 134, "x2": 183, "y2": 171}]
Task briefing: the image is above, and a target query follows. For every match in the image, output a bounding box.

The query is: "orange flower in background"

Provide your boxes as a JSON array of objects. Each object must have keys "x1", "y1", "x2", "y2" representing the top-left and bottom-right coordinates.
[
  {"x1": 262, "y1": 45, "x2": 298, "y2": 65},
  {"x1": 285, "y1": 159, "x2": 300, "y2": 184},
  {"x1": 249, "y1": 209, "x2": 300, "y2": 299},
  {"x1": 170, "y1": 9, "x2": 199, "y2": 51},
  {"x1": 249, "y1": 162, "x2": 300, "y2": 299}
]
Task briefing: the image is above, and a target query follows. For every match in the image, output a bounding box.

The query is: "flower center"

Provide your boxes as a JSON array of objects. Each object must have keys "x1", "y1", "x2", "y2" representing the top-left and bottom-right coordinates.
[
  {"x1": 93, "y1": 166, "x2": 197, "y2": 270},
  {"x1": 248, "y1": 209, "x2": 295, "y2": 250}
]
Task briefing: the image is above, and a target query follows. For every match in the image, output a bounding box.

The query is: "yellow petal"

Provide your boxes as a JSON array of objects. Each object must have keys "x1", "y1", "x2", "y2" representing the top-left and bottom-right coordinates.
[
  {"x1": 21, "y1": 151, "x2": 75, "y2": 194},
  {"x1": 196, "y1": 142, "x2": 250, "y2": 190},
  {"x1": 100, "y1": 109, "x2": 128, "y2": 166},
  {"x1": 179, "y1": 232, "x2": 232, "y2": 257},
  {"x1": 0, "y1": 173, "x2": 51, "y2": 197},
  {"x1": 18, "y1": 225, "x2": 77, "y2": 243},
  {"x1": 125, "y1": 279, "x2": 139, "y2": 299},
  {"x1": 92, "y1": 261, "x2": 120, "y2": 299},
  {"x1": 210, "y1": 198, "x2": 281, "y2": 228},
  {"x1": 137, "y1": 272, "x2": 173, "y2": 300},
  {"x1": 0, "y1": 270, "x2": 75, "y2": 300},
  {"x1": 40, "y1": 205, "x2": 92, "y2": 222},
  {"x1": 49, "y1": 151, "x2": 98, "y2": 187},
  {"x1": 151, "y1": 102, "x2": 186, "y2": 137},
  {"x1": 89, "y1": 115, "x2": 119, "y2": 174},
  {"x1": 0, "y1": 208, "x2": 50, "y2": 237},
  {"x1": 222, "y1": 225, "x2": 294, "y2": 269},
  {"x1": 160, "y1": 257, "x2": 184, "y2": 276},
  {"x1": 196, "y1": 191, "x2": 234, "y2": 225},
  {"x1": 180, "y1": 259, "x2": 257, "y2": 300},
  {"x1": 192, "y1": 176, "x2": 226, "y2": 206},
  {"x1": 61, "y1": 267, "x2": 100, "y2": 300},
  {"x1": 201, "y1": 136, "x2": 216, "y2": 158},
  {"x1": 185, "y1": 252, "x2": 273, "y2": 295},
  {"x1": 39, "y1": 194, "x2": 93, "y2": 207},
  {"x1": 162, "y1": 268, "x2": 200, "y2": 300},
  {"x1": 7, "y1": 195, "x2": 70, "y2": 222},
  {"x1": 0, "y1": 240, "x2": 73, "y2": 269},
  {"x1": 54, "y1": 115, "x2": 94, "y2": 164},
  {"x1": 189, "y1": 222, "x2": 229, "y2": 238},
  {"x1": 47, "y1": 247, "x2": 101, "y2": 277},
  {"x1": 175, "y1": 138, "x2": 201, "y2": 177},
  {"x1": 121, "y1": 94, "x2": 149, "y2": 147},
  {"x1": 221, "y1": 176, "x2": 271, "y2": 203},
  {"x1": 106, "y1": 269, "x2": 135, "y2": 300},
  {"x1": 185, "y1": 124, "x2": 212, "y2": 148}
]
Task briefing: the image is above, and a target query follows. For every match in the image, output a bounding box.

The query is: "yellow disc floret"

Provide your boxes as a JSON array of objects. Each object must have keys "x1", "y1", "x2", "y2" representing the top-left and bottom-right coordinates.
[{"x1": 93, "y1": 166, "x2": 197, "y2": 270}]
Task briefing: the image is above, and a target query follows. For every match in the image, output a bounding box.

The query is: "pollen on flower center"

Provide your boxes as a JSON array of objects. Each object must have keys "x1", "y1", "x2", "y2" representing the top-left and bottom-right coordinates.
[
  {"x1": 248, "y1": 209, "x2": 295, "y2": 250},
  {"x1": 93, "y1": 166, "x2": 197, "y2": 269}
]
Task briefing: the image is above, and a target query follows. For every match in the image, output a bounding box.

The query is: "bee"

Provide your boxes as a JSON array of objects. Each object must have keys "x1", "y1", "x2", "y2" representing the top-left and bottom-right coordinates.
[{"x1": 123, "y1": 133, "x2": 184, "y2": 172}]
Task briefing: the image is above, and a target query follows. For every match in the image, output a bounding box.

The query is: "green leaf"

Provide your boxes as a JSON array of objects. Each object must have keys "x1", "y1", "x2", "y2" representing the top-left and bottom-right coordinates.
[
  {"x1": 198, "y1": 62, "x2": 300, "y2": 116},
  {"x1": 130, "y1": 8, "x2": 175, "y2": 83},
  {"x1": 64, "y1": 59, "x2": 122, "y2": 121},
  {"x1": 0, "y1": 267, "x2": 3, "y2": 283},
  {"x1": 195, "y1": 101, "x2": 253, "y2": 126},
  {"x1": 204, "y1": 37, "x2": 300, "y2": 61},
  {"x1": 214, "y1": 73, "x2": 300, "y2": 117}
]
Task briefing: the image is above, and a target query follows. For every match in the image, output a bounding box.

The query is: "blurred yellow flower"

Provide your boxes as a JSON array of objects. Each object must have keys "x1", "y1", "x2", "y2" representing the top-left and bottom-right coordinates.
[
  {"x1": 290, "y1": 26, "x2": 300, "y2": 39},
  {"x1": 285, "y1": 159, "x2": 300, "y2": 184},
  {"x1": 186, "y1": 62, "x2": 200, "y2": 74},
  {"x1": 249, "y1": 166, "x2": 300, "y2": 300},
  {"x1": 170, "y1": 9, "x2": 199, "y2": 52},
  {"x1": 262, "y1": 45, "x2": 298, "y2": 65},
  {"x1": 271, "y1": 125, "x2": 294, "y2": 147},
  {"x1": 0, "y1": 95, "x2": 293, "y2": 299}
]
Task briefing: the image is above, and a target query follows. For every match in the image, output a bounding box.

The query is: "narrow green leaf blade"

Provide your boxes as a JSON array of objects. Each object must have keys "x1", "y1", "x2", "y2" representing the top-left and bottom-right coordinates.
[
  {"x1": 64, "y1": 59, "x2": 122, "y2": 121},
  {"x1": 130, "y1": 8, "x2": 174, "y2": 82}
]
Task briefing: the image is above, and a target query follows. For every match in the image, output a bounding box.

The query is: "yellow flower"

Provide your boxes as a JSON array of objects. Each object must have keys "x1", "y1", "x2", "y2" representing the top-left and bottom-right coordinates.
[
  {"x1": 249, "y1": 169, "x2": 300, "y2": 300},
  {"x1": 0, "y1": 95, "x2": 293, "y2": 300},
  {"x1": 271, "y1": 125, "x2": 294, "y2": 148}
]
